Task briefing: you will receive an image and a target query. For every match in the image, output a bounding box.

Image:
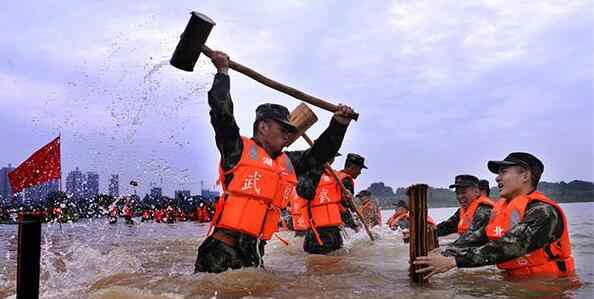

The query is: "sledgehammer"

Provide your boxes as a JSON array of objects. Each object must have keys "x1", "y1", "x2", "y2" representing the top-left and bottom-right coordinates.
[{"x1": 170, "y1": 12, "x2": 359, "y2": 121}]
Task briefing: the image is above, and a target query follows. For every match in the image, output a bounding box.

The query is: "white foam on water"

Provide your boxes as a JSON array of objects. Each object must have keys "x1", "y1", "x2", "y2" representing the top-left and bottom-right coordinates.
[
  {"x1": 88, "y1": 286, "x2": 184, "y2": 299},
  {"x1": 38, "y1": 240, "x2": 142, "y2": 299}
]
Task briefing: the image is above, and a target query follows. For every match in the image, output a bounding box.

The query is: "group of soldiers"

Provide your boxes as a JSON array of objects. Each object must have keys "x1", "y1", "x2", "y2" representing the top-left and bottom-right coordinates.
[
  {"x1": 413, "y1": 155, "x2": 575, "y2": 279},
  {"x1": 192, "y1": 50, "x2": 576, "y2": 281}
]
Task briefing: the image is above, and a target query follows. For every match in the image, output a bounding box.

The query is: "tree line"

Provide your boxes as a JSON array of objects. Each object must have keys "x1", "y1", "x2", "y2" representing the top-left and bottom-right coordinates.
[{"x1": 366, "y1": 180, "x2": 594, "y2": 209}]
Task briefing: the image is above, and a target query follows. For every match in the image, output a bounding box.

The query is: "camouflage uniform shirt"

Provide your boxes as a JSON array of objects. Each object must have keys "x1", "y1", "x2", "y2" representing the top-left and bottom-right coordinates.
[
  {"x1": 443, "y1": 201, "x2": 563, "y2": 268},
  {"x1": 208, "y1": 73, "x2": 347, "y2": 199}
]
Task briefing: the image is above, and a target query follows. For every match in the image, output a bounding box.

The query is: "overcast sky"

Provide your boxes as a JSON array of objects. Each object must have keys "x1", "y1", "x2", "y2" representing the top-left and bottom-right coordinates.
[{"x1": 1, "y1": 1, "x2": 592, "y2": 197}]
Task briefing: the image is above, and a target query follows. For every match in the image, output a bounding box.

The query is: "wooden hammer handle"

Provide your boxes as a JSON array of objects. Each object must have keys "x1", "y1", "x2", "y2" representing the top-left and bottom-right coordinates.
[
  {"x1": 302, "y1": 134, "x2": 374, "y2": 241},
  {"x1": 202, "y1": 45, "x2": 359, "y2": 121}
]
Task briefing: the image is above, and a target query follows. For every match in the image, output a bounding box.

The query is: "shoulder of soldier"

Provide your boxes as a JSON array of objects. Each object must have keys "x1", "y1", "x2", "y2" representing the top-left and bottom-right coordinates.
[
  {"x1": 283, "y1": 150, "x2": 304, "y2": 163},
  {"x1": 477, "y1": 203, "x2": 493, "y2": 211},
  {"x1": 341, "y1": 175, "x2": 354, "y2": 183},
  {"x1": 525, "y1": 200, "x2": 560, "y2": 219}
]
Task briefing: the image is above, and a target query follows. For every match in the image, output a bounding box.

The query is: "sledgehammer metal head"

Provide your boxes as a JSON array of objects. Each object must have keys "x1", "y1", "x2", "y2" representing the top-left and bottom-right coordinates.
[
  {"x1": 170, "y1": 12, "x2": 360, "y2": 121},
  {"x1": 170, "y1": 12, "x2": 216, "y2": 72}
]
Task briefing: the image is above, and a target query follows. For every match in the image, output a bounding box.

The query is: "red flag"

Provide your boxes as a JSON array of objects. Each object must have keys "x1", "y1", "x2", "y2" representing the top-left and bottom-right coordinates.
[{"x1": 8, "y1": 136, "x2": 61, "y2": 193}]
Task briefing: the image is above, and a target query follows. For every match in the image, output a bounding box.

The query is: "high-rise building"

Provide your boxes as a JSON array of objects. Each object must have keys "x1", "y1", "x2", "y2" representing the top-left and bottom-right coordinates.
[
  {"x1": 201, "y1": 189, "x2": 220, "y2": 201},
  {"x1": 66, "y1": 167, "x2": 84, "y2": 198},
  {"x1": 109, "y1": 174, "x2": 119, "y2": 197},
  {"x1": 85, "y1": 172, "x2": 99, "y2": 199},
  {"x1": 175, "y1": 190, "x2": 191, "y2": 200},
  {"x1": 150, "y1": 187, "x2": 162, "y2": 199},
  {"x1": 0, "y1": 164, "x2": 15, "y2": 202}
]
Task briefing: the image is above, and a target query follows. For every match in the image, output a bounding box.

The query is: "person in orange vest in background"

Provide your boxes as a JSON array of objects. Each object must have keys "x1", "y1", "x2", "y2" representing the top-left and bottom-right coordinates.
[
  {"x1": 195, "y1": 201, "x2": 211, "y2": 223},
  {"x1": 357, "y1": 190, "x2": 382, "y2": 228},
  {"x1": 164, "y1": 204, "x2": 175, "y2": 223},
  {"x1": 387, "y1": 199, "x2": 436, "y2": 243},
  {"x1": 194, "y1": 50, "x2": 353, "y2": 273},
  {"x1": 288, "y1": 153, "x2": 342, "y2": 237},
  {"x1": 303, "y1": 153, "x2": 365, "y2": 254},
  {"x1": 415, "y1": 153, "x2": 575, "y2": 279},
  {"x1": 52, "y1": 205, "x2": 64, "y2": 223},
  {"x1": 142, "y1": 209, "x2": 152, "y2": 222},
  {"x1": 435, "y1": 175, "x2": 494, "y2": 247},
  {"x1": 479, "y1": 179, "x2": 492, "y2": 200},
  {"x1": 154, "y1": 208, "x2": 163, "y2": 223},
  {"x1": 109, "y1": 204, "x2": 118, "y2": 224},
  {"x1": 387, "y1": 200, "x2": 410, "y2": 230},
  {"x1": 177, "y1": 207, "x2": 187, "y2": 222},
  {"x1": 123, "y1": 201, "x2": 134, "y2": 224}
]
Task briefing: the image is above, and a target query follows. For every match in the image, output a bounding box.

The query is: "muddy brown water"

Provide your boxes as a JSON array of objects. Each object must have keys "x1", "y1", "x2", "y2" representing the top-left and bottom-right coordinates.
[{"x1": 1, "y1": 203, "x2": 592, "y2": 299}]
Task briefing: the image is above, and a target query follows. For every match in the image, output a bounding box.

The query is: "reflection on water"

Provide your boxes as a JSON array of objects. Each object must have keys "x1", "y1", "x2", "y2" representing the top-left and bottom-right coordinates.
[{"x1": 0, "y1": 202, "x2": 592, "y2": 299}]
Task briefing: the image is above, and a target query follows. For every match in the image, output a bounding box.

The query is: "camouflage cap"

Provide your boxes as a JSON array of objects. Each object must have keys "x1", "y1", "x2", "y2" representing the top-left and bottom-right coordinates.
[
  {"x1": 346, "y1": 153, "x2": 368, "y2": 169},
  {"x1": 449, "y1": 174, "x2": 479, "y2": 189},
  {"x1": 255, "y1": 103, "x2": 298, "y2": 133},
  {"x1": 478, "y1": 179, "x2": 490, "y2": 192},
  {"x1": 487, "y1": 152, "x2": 544, "y2": 179}
]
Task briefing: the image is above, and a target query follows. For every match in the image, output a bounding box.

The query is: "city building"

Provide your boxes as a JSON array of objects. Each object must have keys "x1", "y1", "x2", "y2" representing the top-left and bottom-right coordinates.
[
  {"x1": 175, "y1": 190, "x2": 191, "y2": 200},
  {"x1": 66, "y1": 167, "x2": 84, "y2": 198},
  {"x1": 85, "y1": 172, "x2": 99, "y2": 199},
  {"x1": 0, "y1": 164, "x2": 15, "y2": 202},
  {"x1": 150, "y1": 187, "x2": 162, "y2": 199},
  {"x1": 108, "y1": 174, "x2": 119, "y2": 197}
]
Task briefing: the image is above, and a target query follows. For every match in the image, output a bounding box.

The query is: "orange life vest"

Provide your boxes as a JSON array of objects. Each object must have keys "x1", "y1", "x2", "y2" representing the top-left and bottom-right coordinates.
[
  {"x1": 309, "y1": 169, "x2": 350, "y2": 228},
  {"x1": 211, "y1": 137, "x2": 292, "y2": 240},
  {"x1": 289, "y1": 196, "x2": 310, "y2": 231},
  {"x1": 197, "y1": 206, "x2": 211, "y2": 222},
  {"x1": 457, "y1": 195, "x2": 494, "y2": 235},
  {"x1": 387, "y1": 211, "x2": 436, "y2": 230},
  {"x1": 154, "y1": 210, "x2": 163, "y2": 222},
  {"x1": 361, "y1": 199, "x2": 382, "y2": 227},
  {"x1": 485, "y1": 191, "x2": 575, "y2": 278},
  {"x1": 123, "y1": 205, "x2": 132, "y2": 217},
  {"x1": 283, "y1": 165, "x2": 310, "y2": 231}
]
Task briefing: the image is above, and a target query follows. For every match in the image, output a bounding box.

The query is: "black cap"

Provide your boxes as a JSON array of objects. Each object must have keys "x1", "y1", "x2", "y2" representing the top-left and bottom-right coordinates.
[
  {"x1": 392, "y1": 200, "x2": 408, "y2": 209},
  {"x1": 449, "y1": 175, "x2": 479, "y2": 189},
  {"x1": 488, "y1": 152, "x2": 544, "y2": 178},
  {"x1": 357, "y1": 190, "x2": 372, "y2": 197},
  {"x1": 346, "y1": 153, "x2": 368, "y2": 169},
  {"x1": 479, "y1": 179, "x2": 490, "y2": 191},
  {"x1": 255, "y1": 103, "x2": 298, "y2": 133}
]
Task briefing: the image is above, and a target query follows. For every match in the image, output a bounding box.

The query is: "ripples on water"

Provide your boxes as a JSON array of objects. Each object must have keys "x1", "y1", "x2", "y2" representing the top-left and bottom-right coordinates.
[{"x1": 0, "y1": 203, "x2": 592, "y2": 299}]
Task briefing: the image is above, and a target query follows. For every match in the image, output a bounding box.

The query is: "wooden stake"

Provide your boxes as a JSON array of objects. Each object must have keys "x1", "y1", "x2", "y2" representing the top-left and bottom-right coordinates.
[{"x1": 408, "y1": 184, "x2": 437, "y2": 283}]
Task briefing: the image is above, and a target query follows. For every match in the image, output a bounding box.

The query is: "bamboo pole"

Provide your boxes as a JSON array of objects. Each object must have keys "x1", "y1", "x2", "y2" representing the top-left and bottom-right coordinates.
[{"x1": 301, "y1": 133, "x2": 374, "y2": 242}]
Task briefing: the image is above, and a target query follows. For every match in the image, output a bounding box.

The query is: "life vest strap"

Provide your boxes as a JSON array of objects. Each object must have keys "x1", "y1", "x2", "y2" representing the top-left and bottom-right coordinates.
[
  {"x1": 544, "y1": 243, "x2": 560, "y2": 260},
  {"x1": 212, "y1": 230, "x2": 238, "y2": 247},
  {"x1": 309, "y1": 219, "x2": 324, "y2": 246}
]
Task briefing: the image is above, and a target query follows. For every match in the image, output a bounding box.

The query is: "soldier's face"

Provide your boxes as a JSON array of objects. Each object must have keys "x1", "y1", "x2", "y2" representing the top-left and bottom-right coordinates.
[
  {"x1": 350, "y1": 166, "x2": 362, "y2": 179},
  {"x1": 260, "y1": 120, "x2": 291, "y2": 153},
  {"x1": 455, "y1": 186, "x2": 479, "y2": 209},
  {"x1": 496, "y1": 166, "x2": 529, "y2": 199}
]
